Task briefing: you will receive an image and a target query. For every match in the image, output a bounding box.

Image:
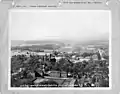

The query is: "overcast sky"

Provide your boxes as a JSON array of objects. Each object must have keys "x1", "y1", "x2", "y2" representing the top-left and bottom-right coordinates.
[{"x1": 10, "y1": 10, "x2": 110, "y2": 41}]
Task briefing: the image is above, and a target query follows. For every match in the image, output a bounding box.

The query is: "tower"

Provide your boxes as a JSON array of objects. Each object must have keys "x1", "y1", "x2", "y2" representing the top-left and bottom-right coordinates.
[{"x1": 98, "y1": 48, "x2": 105, "y2": 60}]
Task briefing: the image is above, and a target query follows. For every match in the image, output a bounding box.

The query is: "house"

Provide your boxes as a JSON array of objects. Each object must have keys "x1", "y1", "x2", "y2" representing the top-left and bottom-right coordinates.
[
  {"x1": 37, "y1": 52, "x2": 46, "y2": 56},
  {"x1": 92, "y1": 54, "x2": 98, "y2": 60},
  {"x1": 72, "y1": 55, "x2": 76, "y2": 59},
  {"x1": 47, "y1": 71, "x2": 67, "y2": 78},
  {"x1": 55, "y1": 56, "x2": 62, "y2": 62},
  {"x1": 72, "y1": 60, "x2": 81, "y2": 63},
  {"x1": 78, "y1": 57, "x2": 90, "y2": 62}
]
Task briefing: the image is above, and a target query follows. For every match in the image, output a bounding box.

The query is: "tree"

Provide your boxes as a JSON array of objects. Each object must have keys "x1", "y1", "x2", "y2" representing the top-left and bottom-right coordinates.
[
  {"x1": 72, "y1": 62, "x2": 83, "y2": 78},
  {"x1": 81, "y1": 52, "x2": 91, "y2": 58},
  {"x1": 57, "y1": 58, "x2": 67, "y2": 77}
]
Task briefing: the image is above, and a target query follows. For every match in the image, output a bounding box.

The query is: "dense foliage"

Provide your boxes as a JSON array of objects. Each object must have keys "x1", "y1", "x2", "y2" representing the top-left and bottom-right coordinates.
[{"x1": 11, "y1": 51, "x2": 109, "y2": 87}]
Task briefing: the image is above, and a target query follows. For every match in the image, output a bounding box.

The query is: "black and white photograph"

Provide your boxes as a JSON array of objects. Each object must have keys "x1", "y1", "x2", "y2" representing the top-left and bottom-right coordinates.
[{"x1": 9, "y1": 10, "x2": 111, "y2": 89}]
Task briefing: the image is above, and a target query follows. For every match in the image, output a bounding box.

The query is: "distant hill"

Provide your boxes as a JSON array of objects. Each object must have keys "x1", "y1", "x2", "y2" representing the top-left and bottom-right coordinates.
[
  {"x1": 74, "y1": 40, "x2": 109, "y2": 46},
  {"x1": 11, "y1": 44, "x2": 61, "y2": 51},
  {"x1": 11, "y1": 39, "x2": 109, "y2": 46},
  {"x1": 11, "y1": 40, "x2": 65, "y2": 51},
  {"x1": 11, "y1": 40, "x2": 65, "y2": 47},
  {"x1": 11, "y1": 39, "x2": 109, "y2": 51},
  {"x1": 25, "y1": 40, "x2": 65, "y2": 46}
]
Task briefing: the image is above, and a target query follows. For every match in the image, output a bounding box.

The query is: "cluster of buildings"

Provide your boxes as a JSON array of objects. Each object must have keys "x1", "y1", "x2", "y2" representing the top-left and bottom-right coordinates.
[
  {"x1": 11, "y1": 44, "x2": 109, "y2": 87},
  {"x1": 11, "y1": 45, "x2": 107, "y2": 64}
]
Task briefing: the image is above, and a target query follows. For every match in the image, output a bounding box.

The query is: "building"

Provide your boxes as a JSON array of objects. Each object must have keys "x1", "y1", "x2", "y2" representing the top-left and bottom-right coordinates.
[{"x1": 98, "y1": 49, "x2": 106, "y2": 60}]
